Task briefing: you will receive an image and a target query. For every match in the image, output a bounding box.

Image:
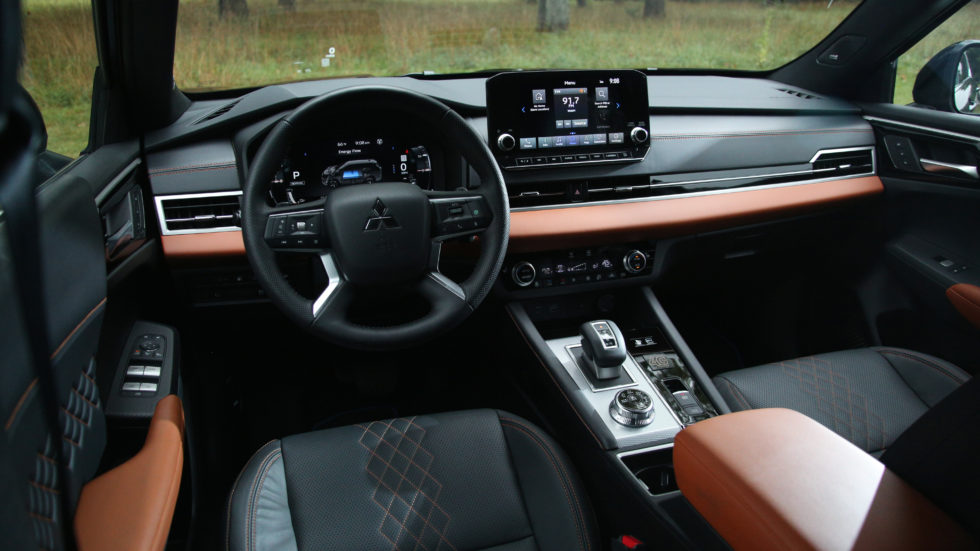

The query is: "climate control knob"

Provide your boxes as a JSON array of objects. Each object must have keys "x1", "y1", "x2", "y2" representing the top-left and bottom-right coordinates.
[
  {"x1": 630, "y1": 126, "x2": 649, "y2": 144},
  {"x1": 610, "y1": 389, "x2": 655, "y2": 427},
  {"x1": 623, "y1": 250, "x2": 648, "y2": 274},
  {"x1": 511, "y1": 261, "x2": 536, "y2": 287},
  {"x1": 497, "y1": 133, "x2": 517, "y2": 152}
]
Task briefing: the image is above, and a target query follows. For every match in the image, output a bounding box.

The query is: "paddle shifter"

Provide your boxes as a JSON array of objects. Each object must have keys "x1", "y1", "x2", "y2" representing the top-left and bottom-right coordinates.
[{"x1": 579, "y1": 320, "x2": 628, "y2": 380}]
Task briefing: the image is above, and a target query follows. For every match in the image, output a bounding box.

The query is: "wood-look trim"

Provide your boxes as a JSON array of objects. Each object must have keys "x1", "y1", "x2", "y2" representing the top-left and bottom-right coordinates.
[
  {"x1": 508, "y1": 176, "x2": 883, "y2": 252},
  {"x1": 161, "y1": 231, "x2": 245, "y2": 258}
]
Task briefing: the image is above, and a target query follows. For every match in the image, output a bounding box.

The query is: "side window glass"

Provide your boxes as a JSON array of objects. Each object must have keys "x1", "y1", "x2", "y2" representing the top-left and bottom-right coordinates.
[
  {"x1": 19, "y1": 1, "x2": 98, "y2": 157},
  {"x1": 894, "y1": 3, "x2": 980, "y2": 112}
]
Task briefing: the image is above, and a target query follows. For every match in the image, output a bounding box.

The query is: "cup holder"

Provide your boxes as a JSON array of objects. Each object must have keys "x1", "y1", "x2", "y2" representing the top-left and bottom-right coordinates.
[{"x1": 621, "y1": 446, "x2": 678, "y2": 495}]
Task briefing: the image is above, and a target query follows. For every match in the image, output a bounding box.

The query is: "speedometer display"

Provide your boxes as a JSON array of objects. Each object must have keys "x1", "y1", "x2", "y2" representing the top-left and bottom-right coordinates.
[{"x1": 271, "y1": 136, "x2": 434, "y2": 204}]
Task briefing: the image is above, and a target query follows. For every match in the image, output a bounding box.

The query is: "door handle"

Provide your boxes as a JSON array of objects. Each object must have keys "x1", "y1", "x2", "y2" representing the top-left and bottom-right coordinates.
[{"x1": 919, "y1": 158, "x2": 979, "y2": 180}]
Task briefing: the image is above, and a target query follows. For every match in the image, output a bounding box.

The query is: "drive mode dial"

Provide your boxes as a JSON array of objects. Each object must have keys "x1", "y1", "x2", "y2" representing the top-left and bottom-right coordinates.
[{"x1": 610, "y1": 389, "x2": 655, "y2": 427}]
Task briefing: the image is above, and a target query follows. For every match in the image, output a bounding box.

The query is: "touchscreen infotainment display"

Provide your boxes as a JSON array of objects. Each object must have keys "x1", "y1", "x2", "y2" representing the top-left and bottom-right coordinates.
[{"x1": 486, "y1": 70, "x2": 649, "y2": 169}]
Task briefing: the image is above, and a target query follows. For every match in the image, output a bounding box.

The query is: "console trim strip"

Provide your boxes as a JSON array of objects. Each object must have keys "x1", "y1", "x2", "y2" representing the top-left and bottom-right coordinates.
[
  {"x1": 510, "y1": 146, "x2": 875, "y2": 212},
  {"x1": 508, "y1": 176, "x2": 882, "y2": 253}
]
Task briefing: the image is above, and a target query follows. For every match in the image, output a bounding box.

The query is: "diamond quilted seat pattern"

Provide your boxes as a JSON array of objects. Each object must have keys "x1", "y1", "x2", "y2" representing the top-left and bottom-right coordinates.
[{"x1": 713, "y1": 347, "x2": 970, "y2": 454}]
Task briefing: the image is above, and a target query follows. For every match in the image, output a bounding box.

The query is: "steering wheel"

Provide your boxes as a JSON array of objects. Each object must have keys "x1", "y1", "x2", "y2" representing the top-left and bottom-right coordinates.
[{"x1": 242, "y1": 86, "x2": 509, "y2": 350}]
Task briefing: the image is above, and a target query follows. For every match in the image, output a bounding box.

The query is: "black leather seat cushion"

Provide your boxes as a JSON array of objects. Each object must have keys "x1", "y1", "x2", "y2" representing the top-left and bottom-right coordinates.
[
  {"x1": 713, "y1": 347, "x2": 970, "y2": 455},
  {"x1": 226, "y1": 409, "x2": 598, "y2": 551}
]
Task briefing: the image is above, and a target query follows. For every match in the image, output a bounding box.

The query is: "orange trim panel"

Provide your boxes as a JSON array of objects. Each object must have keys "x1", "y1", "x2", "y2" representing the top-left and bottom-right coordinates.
[
  {"x1": 674, "y1": 408, "x2": 975, "y2": 551},
  {"x1": 946, "y1": 283, "x2": 980, "y2": 330},
  {"x1": 74, "y1": 395, "x2": 185, "y2": 551},
  {"x1": 162, "y1": 231, "x2": 245, "y2": 258},
  {"x1": 160, "y1": 178, "x2": 882, "y2": 258},
  {"x1": 509, "y1": 176, "x2": 882, "y2": 252}
]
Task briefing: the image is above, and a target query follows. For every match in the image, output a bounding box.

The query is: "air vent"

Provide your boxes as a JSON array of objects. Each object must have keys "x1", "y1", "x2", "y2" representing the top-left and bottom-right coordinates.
[
  {"x1": 508, "y1": 176, "x2": 651, "y2": 209},
  {"x1": 156, "y1": 192, "x2": 242, "y2": 234},
  {"x1": 810, "y1": 147, "x2": 874, "y2": 177},
  {"x1": 776, "y1": 88, "x2": 821, "y2": 100},
  {"x1": 195, "y1": 99, "x2": 242, "y2": 124},
  {"x1": 508, "y1": 181, "x2": 568, "y2": 208}
]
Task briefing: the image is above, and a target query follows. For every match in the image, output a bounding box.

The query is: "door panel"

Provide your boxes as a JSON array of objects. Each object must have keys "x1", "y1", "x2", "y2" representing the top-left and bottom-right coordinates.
[{"x1": 862, "y1": 103, "x2": 980, "y2": 372}]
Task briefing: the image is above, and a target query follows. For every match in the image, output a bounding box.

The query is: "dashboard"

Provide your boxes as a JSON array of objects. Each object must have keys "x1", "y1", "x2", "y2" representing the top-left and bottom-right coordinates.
[{"x1": 147, "y1": 71, "x2": 883, "y2": 296}]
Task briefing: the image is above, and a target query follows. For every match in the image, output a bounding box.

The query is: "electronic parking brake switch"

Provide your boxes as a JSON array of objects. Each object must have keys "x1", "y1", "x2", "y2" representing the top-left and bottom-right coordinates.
[{"x1": 580, "y1": 319, "x2": 628, "y2": 380}]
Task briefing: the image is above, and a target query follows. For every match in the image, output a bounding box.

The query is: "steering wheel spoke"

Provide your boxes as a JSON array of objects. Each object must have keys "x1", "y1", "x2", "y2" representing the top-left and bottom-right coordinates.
[
  {"x1": 418, "y1": 270, "x2": 467, "y2": 306},
  {"x1": 262, "y1": 201, "x2": 328, "y2": 253},
  {"x1": 427, "y1": 190, "x2": 493, "y2": 241},
  {"x1": 311, "y1": 251, "x2": 349, "y2": 318}
]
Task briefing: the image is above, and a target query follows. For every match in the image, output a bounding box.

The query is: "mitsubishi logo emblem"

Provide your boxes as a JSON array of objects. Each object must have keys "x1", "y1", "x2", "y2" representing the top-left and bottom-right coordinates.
[{"x1": 363, "y1": 198, "x2": 399, "y2": 231}]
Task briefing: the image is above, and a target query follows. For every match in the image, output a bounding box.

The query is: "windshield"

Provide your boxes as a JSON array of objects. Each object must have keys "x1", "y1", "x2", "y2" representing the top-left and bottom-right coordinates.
[{"x1": 175, "y1": 0, "x2": 861, "y2": 91}]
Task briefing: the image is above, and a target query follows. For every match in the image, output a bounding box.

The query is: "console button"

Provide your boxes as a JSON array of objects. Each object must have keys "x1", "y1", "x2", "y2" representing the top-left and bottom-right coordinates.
[
  {"x1": 623, "y1": 250, "x2": 648, "y2": 274},
  {"x1": 273, "y1": 217, "x2": 287, "y2": 237},
  {"x1": 516, "y1": 157, "x2": 533, "y2": 166},
  {"x1": 143, "y1": 366, "x2": 162, "y2": 378},
  {"x1": 122, "y1": 382, "x2": 141, "y2": 392},
  {"x1": 511, "y1": 261, "x2": 536, "y2": 287},
  {"x1": 126, "y1": 366, "x2": 145, "y2": 377},
  {"x1": 609, "y1": 132, "x2": 625, "y2": 144},
  {"x1": 519, "y1": 137, "x2": 536, "y2": 150}
]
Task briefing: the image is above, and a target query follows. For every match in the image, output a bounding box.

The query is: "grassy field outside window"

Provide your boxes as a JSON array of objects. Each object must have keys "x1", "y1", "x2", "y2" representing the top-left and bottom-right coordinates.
[{"x1": 23, "y1": 0, "x2": 975, "y2": 159}]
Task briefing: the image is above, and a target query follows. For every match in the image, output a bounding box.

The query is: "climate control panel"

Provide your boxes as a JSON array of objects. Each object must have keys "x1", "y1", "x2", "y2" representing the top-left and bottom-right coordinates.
[{"x1": 502, "y1": 242, "x2": 655, "y2": 291}]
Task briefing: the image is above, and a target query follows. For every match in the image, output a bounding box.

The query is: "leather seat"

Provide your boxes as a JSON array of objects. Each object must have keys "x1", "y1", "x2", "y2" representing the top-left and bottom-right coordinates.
[
  {"x1": 226, "y1": 409, "x2": 598, "y2": 551},
  {"x1": 713, "y1": 347, "x2": 971, "y2": 455}
]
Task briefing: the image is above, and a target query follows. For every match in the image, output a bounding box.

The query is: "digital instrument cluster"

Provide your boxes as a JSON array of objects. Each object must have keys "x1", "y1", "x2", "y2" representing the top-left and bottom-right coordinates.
[{"x1": 270, "y1": 137, "x2": 435, "y2": 205}]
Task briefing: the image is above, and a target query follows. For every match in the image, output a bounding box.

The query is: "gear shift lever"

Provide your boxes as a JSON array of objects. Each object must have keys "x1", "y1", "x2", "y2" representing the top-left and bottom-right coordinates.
[{"x1": 579, "y1": 320, "x2": 628, "y2": 380}]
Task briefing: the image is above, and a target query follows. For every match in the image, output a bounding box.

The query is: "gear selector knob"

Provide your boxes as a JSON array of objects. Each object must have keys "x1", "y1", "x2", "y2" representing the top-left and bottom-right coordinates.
[{"x1": 579, "y1": 320, "x2": 628, "y2": 380}]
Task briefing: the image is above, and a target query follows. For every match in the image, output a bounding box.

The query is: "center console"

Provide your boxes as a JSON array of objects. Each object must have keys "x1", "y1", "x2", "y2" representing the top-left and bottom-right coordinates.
[{"x1": 506, "y1": 285, "x2": 732, "y2": 548}]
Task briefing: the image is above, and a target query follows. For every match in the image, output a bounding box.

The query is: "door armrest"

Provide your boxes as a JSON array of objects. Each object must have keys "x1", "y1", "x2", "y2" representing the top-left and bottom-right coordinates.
[
  {"x1": 74, "y1": 395, "x2": 184, "y2": 551},
  {"x1": 673, "y1": 408, "x2": 974, "y2": 551},
  {"x1": 947, "y1": 283, "x2": 980, "y2": 330}
]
